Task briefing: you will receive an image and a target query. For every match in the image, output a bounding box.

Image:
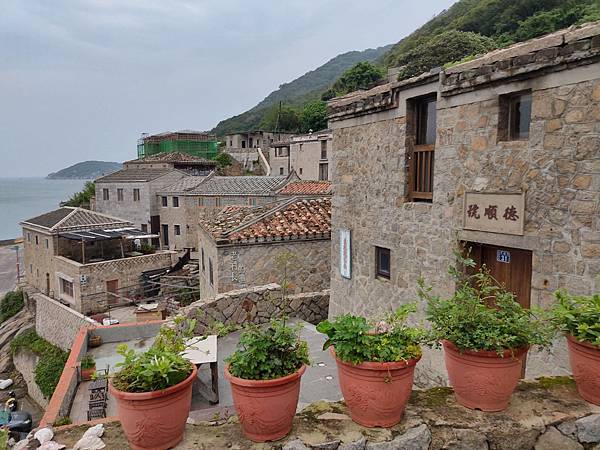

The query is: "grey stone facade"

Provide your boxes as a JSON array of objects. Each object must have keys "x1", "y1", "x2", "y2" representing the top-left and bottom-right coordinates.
[
  {"x1": 269, "y1": 131, "x2": 332, "y2": 180},
  {"x1": 328, "y1": 23, "x2": 600, "y2": 385}
]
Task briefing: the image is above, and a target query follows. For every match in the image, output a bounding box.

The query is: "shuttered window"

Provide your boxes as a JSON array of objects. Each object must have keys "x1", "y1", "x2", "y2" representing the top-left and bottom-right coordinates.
[{"x1": 408, "y1": 95, "x2": 437, "y2": 202}]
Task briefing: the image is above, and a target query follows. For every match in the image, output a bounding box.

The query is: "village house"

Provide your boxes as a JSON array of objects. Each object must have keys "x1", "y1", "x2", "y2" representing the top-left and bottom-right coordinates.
[
  {"x1": 327, "y1": 23, "x2": 600, "y2": 385},
  {"x1": 276, "y1": 180, "x2": 333, "y2": 198},
  {"x1": 21, "y1": 207, "x2": 176, "y2": 314},
  {"x1": 223, "y1": 130, "x2": 294, "y2": 173},
  {"x1": 197, "y1": 197, "x2": 331, "y2": 299},
  {"x1": 156, "y1": 173, "x2": 297, "y2": 251},
  {"x1": 93, "y1": 153, "x2": 216, "y2": 242},
  {"x1": 269, "y1": 130, "x2": 332, "y2": 180}
]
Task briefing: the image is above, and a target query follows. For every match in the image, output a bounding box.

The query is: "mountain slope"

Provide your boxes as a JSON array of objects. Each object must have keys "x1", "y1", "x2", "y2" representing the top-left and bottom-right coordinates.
[
  {"x1": 47, "y1": 161, "x2": 122, "y2": 180},
  {"x1": 212, "y1": 45, "x2": 392, "y2": 136}
]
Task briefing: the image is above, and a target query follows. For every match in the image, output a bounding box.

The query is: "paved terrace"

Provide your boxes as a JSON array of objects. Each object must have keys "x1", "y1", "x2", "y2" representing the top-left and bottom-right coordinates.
[{"x1": 67, "y1": 319, "x2": 341, "y2": 423}]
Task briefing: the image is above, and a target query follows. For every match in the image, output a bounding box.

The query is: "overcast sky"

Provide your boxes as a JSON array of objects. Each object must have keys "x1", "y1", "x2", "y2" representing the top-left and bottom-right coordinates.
[{"x1": 0, "y1": 0, "x2": 455, "y2": 177}]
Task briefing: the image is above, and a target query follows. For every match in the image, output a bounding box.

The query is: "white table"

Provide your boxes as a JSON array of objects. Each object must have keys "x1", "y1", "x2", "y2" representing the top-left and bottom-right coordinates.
[{"x1": 182, "y1": 335, "x2": 219, "y2": 404}]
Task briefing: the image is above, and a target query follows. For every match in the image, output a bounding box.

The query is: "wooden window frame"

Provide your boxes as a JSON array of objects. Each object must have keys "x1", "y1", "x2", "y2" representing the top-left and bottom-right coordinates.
[
  {"x1": 375, "y1": 246, "x2": 391, "y2": 280},
  {"x1": 498, "y1": 90, "x2": 532, "y2": 142},
  {"x1": 407, "y1": 94, "x2": 437, "y2": 202}
]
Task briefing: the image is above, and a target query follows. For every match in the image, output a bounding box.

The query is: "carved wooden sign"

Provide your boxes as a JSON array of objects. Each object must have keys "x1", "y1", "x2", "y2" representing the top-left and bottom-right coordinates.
[{"x1": 463, "y1": 192, "x2": 525, "y2": 236}]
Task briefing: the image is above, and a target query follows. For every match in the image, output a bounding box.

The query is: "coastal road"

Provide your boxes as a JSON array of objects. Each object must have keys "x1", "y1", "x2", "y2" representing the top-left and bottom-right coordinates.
[{"x1": 0, "y1": 244, "x2": 20, "y2": 297}]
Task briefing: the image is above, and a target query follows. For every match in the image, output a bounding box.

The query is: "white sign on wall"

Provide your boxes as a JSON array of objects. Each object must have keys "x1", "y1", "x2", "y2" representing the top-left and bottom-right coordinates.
[{"x1": 340, "y1": 229, "x2": 352, "y2": 279}]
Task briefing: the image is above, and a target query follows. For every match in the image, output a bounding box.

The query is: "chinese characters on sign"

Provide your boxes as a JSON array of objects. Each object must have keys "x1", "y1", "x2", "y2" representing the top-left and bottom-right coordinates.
[
  {"x1": 230, "y1": 250, "x2": 246, "y2": 286},
  {"x1": 340, "y1": 229, "x2": 352, "y2": 279},
  {"x1": 464, "y1": 192, "x2": 525, "y2": 236}
]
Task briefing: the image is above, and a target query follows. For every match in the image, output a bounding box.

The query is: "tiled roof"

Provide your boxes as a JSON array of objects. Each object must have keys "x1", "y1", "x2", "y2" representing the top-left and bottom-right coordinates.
[
  {"x1": 159, "y1": 176, "x2": 208, "y2": 194},
  {"x1": 188, "y1": 176, "x2": 288, "y2": 196},
  {"x1": 126, "y1": 152, "x2": 216, "y2": 165},
  {"x1": 22, "y1": 207, "x2": 131, "y2": 233},
  {"x1": 95, "y1": 168, "x2": 175, "y2": 183},
  {"x1": 278, "y1": 181, "x2": 332, "y2": 195},
  {"x1": 200, "y1": 197, "x2": 331, "y2": 243}
]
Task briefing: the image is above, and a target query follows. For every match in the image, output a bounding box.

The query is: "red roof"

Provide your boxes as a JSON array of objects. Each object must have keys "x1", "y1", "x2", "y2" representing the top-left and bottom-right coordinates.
[{"x1": 278, "y1": 181, "x2": 332, "y2": 195}]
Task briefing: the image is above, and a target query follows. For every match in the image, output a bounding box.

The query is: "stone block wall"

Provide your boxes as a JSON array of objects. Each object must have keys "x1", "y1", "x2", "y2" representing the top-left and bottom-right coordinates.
[
  {"x1": 34, "y1": 293, "x2": 96, "y2": 351},
  {"x1": 182, "y1": 283, "x2": 329, "y2": 334},
  {"x1": 13, "y1": 349, "x2": 48, "y2": 409}
]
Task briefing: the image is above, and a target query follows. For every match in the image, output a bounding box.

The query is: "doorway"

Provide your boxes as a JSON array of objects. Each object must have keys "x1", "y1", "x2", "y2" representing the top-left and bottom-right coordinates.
[
  {"x1": 467, "y1": 243, "x2": 532, "y2": 308},
  {"x1": 45, "y1": 273, "x2": 50, "y2": 295},
  {"x1": 106, "y1": 279, "x2": 119, "y2": 305},
  {"x1": 161, "y1": 224, "x2": 169, "y2": 248}
]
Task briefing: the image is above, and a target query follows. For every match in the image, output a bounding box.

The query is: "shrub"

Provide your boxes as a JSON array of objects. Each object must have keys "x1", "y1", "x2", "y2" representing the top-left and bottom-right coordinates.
[
  {"x1": 317, "y1": 304, "x2": 427, "y2": 364},
  {"x1": 0, "y1": 290, "x2": 24, "y2": 324},
  {"x1": 81, "y1": 354, "x2": 95, "y2": 369},
  {"x1": 226, "y1": 319, "x2": 309, "y2": 380},
  {"x1": 552, "y1": 291, "x2": 600, "y2": 346},
  {"x1": 421, "y1": 254, "x2": 553, "y2": 354},
  {"x1": 11, "y1": 329, "x2": 69, "y2": 398},
  {"x1": 53, "y1": 416, "x2": 72, "y2": 427},
  {"x1": 112, "y1": 317, "x2": 196, "y2": 393}
]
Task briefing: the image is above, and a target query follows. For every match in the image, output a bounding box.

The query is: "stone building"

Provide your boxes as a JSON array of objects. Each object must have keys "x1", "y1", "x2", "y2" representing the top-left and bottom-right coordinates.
[
  {"x1": 157, "y1": 173, "x2": 297, "y2": 250},
  {"x1": 197, "y1": 197, "x2": 331, "y2": 299},
  {"x1": 223, "y1": 130, "x2": 294, "y2": 173},
  {"x1": 94, "y1": 155, "x2": 194, "y2": 241},
  {"x1": 269, "y1": 130, "x2": 332, "y2": 180},
  {"x1": 328, "y1": 23, "x2": 600, "y2": 385},
  {"x1": 21, "y1": 207, "x2": 176, "y2": 314}
]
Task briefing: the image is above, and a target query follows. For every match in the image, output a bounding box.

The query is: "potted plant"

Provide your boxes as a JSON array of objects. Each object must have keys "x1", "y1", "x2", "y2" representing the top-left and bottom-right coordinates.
[
  {"x1": 552, "y1": 291, "x2": 600, "y2": 405},
  {"x1": 108, "y1": 317, "x2": 198, "y2": 450},
  {"x1": 420, "y1": 256, "x2": 552, "y2": 412},
  {"x1": 317, "y1": 304, "x2": 427, "y2": 427},
  {"x1": 224, "y1": 319, "x2": 309, "y2": 442},
  {"x1": 80, "y1": 354, "x2": 96, "y2": 381}
]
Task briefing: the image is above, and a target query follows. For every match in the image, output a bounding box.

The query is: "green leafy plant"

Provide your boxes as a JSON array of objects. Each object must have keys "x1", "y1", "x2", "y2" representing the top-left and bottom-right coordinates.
[
  {"x1": 226, "y1": 319, "x2": 309, "y2": 380},
  {"x1": 53, "y1": 416, "x2": 72, "y2": 427},
  {"x1": 61, "y1": 181, "x2": 96, "y2": 208},
  {"x1": 11, "y1": 329, "x2": 69, "y2": 398},
  {"x1": 317, "y1": 304, "x2": 428, "y2": 364},
  {"x1": 81, "y1": 354, "x2": 95, "y2": 369},
  {"x1": 0, "y1": 290, "x2": 24, "y2": 324},
  {"x1": 139, "y1": 241, "x2": 155, "y2": 255},
  {"x1": 111, "y1": 316, "x2": 197, "y2": 393},
  {"x1": 420, "y1": 253, "x2": 552, "y2": 354},
  {"x1": 205, "y1": 320, "x2": 239, "y2": 337},
  {"x1": 552, "y1": 291, "x2": 600, "y2": 346}
]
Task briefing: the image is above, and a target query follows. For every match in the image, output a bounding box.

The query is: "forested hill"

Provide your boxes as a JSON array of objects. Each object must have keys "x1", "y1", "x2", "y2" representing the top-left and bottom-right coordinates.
[
  {"x1": 211, "y1": 45, "x2": 392, "y2": 136},
  {"x1": 211, "y1": 0, "x2": 599, "y2": 137},
  {"x1": 47, "y1": 161, "x2": 122, "y2": 179}
]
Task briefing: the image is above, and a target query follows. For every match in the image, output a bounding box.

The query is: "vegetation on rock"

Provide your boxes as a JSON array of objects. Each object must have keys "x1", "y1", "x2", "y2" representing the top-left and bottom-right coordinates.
[
  {"x1": 317, "y1": 304, "x2": 427, "y2": 364},
  {"x1": 0, "y1": 290, "x2": 24, "y2": 324},
  {"x1": 321, "y1": 62, "x2": 385, "y2": 100},
  {"x1": 61, "y1": 181, "x2": 95, "y2": 208},
  {"x1": 10, "y1": 329, "x2": 69, "y2": 398},
  {"x1": 421, "y1": 253, "x2": 553, "y2": 354},
  {"x1": 552, "y1": 291, "x2": 600, "y2": 346},
  {"x1": 226, "y1": 319, "x2": 309, "y2": 380}
]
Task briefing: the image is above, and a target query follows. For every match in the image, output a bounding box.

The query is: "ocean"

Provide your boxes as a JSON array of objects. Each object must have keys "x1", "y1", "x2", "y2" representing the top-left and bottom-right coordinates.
[{"x1": 0, "y1": 178, "x2": 87, "y2": 240}]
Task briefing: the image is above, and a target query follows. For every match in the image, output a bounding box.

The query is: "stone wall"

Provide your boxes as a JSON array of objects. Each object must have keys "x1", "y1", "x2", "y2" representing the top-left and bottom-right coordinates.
[
  {"x1": 52, "y1": 378, "x2": 600, "y2": 450},
  {"x1": 182, "y1": 283, "x2": 329, "y2": 333},
  {"x1": 34, "y1": 293, "x2": 96, "y2": 351},
  {"x1": 13, "y1": 349, "x2": 48, "y2": 409}
]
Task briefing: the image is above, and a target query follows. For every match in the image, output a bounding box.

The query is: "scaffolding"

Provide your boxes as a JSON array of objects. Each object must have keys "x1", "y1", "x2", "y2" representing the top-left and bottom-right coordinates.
[{"x1": 137, "y1": 131, "x2": 219, "y2": 160}]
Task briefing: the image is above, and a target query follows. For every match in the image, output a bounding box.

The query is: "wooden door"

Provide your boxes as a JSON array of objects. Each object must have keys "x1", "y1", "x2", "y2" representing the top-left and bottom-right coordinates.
[
  {"x1": 469, "y1": 243, "x2": 532, "y2": 308},
  {"x1": 106, "y1": 279, "x2": 119, "y2": 305}
]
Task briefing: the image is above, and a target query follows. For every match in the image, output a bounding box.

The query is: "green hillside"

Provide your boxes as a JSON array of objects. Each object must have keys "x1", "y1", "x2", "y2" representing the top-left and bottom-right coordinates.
[
  {"x1": 211, "y1": 45, "x2": 392, "y2": 136},
  {"x1": 211, "y1": 0, "x2": 600, "y2": 137}
]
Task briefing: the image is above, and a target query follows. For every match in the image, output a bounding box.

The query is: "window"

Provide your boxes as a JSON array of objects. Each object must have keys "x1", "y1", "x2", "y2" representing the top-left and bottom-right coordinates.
[
  {"x1": 161, "y1": 196, "x2": 168, "y2": 207},
  {"x1": 174, "y1": 225, "x2": 181, "y2": 236},
  {"x1": 133, "y1": 189, "x2": 140, "y2": 202},
  {"x1": 279, "y1": 167, "x2": 284, "y2": 175},
  {"x1": 209, "y1": 258, "x2": 214, "y2": 286},
  {"x1": 241, "y1": 140, "x2": 246, "y2": 148},
  {"x1": 319, "y1": 163, "x2": 329, "y2": 181},
  {"x1": 215, "y1": 197, "x2": 221, "y2": 207},
  {"x1": 60, "y1": 277, "x2": 74, "y2": 298},
  {"x1": 499, "y1": 91, "x2": 532, "y2": 141},
  {"x1": 141, "y1": 224, "x2": 148, "y2": 232},
  {"x1": 276, "y1": 147, "x2": 289, "y2": 157},
  {"x1": 375, "y1": 246, "x2": 391, "y2": 279},
  {"x1": 161, "y1": 224, "x2": 169, "y2": 246},
  {"x1": 45, "y1": 239, "x2": 49, "y2": 249},
  {"x1": 117, "y1": 188, "x2": 124, "y2": 201},
  {"x1": 35, "y1": 235, "x2": 39, "y2": 245},
  {"x1": 229, "y1": 140, "x2": 232, "y2": 147},
  {"x1": 408, "y1": 95, "x2": 437, "y2": 202},
  {"x1": 29, "y1": 264, "x2": 32, "y2": 273},
  {"x1": 27, "y1": 233, "x2": 30, "y2": 243},
  {"x1": 320, "y1": 140, "x2": 327, "y2": 159},
  {"x1": 299, "y1": 168, "x2": 303, "y2": 175},
  {"x1": 248, "y1": 197, "x2": 257, "y2": 206},
  {"x1": 102, "y1": 188, "x2": 109, "y2": 201},
  {"x1": 172, "y1": 196, "x2": 179, "y2": 207},
  {"x1": 198, "y1": 197, "x2": 204, "y2": 207},
  {"x1": 201, "y1": 248, "x2": 205, "y2": 272}
]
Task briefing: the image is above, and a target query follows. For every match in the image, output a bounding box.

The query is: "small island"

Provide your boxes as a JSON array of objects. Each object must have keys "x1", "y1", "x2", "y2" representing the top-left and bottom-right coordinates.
[{"x1": 46, "y1": 161, "x2": 122, "y2": 180}]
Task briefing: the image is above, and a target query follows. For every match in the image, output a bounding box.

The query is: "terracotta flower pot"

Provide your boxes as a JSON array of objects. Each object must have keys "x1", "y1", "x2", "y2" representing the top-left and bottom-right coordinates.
[
  {"x1": 225, "y1": 364, "x2": 306, "y2": 442},
  {"x1": 442, "y1": 340, "x2": 528, "y2": 412},
  {"x1": 109, "y1": 365, "x2": 197, "y2": 450},
  {"x1": 80, "y1": 366, "x2": 96, "y2": 381},
  {"x1": 331, "y1": 347, "x2": 420, "y2": 428},
  {"x1": 566, "y1": 335, "x2": 600, "y2": 405}
]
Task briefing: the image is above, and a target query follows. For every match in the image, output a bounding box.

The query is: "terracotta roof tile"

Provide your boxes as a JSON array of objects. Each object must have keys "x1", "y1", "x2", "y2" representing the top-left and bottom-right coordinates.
[{"x1": 278, "y1": 181, "x2": 332, "y2": 195}]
